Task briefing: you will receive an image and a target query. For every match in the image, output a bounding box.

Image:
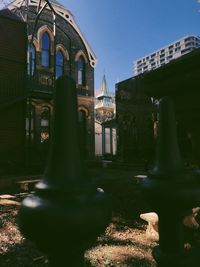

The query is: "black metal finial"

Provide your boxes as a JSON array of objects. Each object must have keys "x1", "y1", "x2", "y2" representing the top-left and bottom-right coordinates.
[
  {"x1": 37, "y1": 76, "x2": 86, "y2": 189},
  {"x1": 18, "y1": 76, "x2": 111, "y2": 266},
  {"x1": 150, "y1": 96, "x2": 184, "y2": 179},
  {"x1": 142, "y1": 96, "x2": 200, "y2": 267}
]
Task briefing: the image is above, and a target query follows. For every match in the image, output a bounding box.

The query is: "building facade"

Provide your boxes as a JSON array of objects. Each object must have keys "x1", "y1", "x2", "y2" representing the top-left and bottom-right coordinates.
[
  {"x1": 117, "y1": 48, "x2": 200, "y2": 164},
  {"x1": 95, "y1": 75, "x2": 116, "y2": 158},
  {"x1": 6, "y1": 0, "x2": 97, "y2": 168},
  {"x1": 134, "y1": 35, "x2": 200, "y2": 76},
  {"x1": 116, "y1": 77, "x2": 154, "y2": 163},
  {"x1": 0, "y1": 9, "x2": 26, "y2": 174}
]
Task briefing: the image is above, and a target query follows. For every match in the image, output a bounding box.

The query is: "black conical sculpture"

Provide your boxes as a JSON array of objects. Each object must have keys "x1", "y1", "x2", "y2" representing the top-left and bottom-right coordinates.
[
  {"x1": 150, "y1": 97, "x2": 183, "y2": 178},
  {"x1": 142, "y1": 97, "x2": 200, "y2": 267},
  {"x1": 18, "y1": 76, "x2": 111, "y2": 266}
]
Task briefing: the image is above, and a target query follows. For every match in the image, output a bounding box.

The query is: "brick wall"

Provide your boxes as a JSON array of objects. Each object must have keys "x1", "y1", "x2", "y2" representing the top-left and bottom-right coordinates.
[
  {"x1": 25, "y1": 6, "x2": 95, "y2": 159},
  {"x1": 116, "y1": 77, "x2": 155, "y2": 162},
  {"x1": 0, "y1": 12, "x2": 26, "y2": 170}
]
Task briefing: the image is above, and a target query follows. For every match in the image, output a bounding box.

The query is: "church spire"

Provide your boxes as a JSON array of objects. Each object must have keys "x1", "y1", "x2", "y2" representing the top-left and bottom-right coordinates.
[
  {"x1": 95, "y1": 74, "x2": 115, "y2": 112},
  {"x1": 96, "y1": 74, "x2": 110, "y2": 98}
]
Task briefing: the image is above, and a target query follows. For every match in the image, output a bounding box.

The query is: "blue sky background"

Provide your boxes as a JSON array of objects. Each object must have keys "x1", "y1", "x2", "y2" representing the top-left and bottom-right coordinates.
[
  {"x1": 63, "y1": 0, "x2": 200, "y2": 93},
  {"x1": 1, "y1": 0, "x2": 200, "y2": 93}
]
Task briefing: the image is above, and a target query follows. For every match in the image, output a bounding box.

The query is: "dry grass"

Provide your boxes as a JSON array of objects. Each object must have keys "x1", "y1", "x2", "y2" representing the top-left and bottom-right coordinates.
[
  {"x1": 85, "y1": 216, "x2": 156, "y2": 267},
  {"x1": 0, "y1": 168, "x2": 157, "y2": 266},
  {"x1": 0, "y1": 203, "x2": 156, "y2": 266}
]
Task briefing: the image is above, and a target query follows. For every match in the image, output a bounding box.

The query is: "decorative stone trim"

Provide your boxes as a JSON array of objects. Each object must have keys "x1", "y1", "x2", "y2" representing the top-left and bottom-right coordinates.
[
  {"x1": 78, "y1": 106, "x2": 89, "y2": 117},
  {"x1": 56, "y1": 44, "x2": 69, "y2": 60},
  {"x1": 28, "y1": 35, "x2": 39, "y2": 51},
  {"x1": 75, "y1": 50, "x2": 88, "y2": 64},
  {"x1": 37, "y1": 25, "x2": 54, "y2": 54},
  {"x1": 7, "y1": 0, "x2": 97, "y2": 67}
]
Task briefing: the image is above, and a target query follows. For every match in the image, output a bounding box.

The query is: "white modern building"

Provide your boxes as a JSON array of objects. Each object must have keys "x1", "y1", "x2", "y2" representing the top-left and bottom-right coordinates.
[{"x1": 133, "y1": 35, "x2": 200, "y2": 76}]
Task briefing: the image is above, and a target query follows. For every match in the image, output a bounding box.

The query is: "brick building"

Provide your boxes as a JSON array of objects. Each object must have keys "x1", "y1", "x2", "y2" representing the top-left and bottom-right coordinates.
[
  {"x1": 5, "y1": 0, "x2": 97, "y2": 169},
  {"x1": 116, "y1": 48, "x2": 200, "y2": 164},
  {"x1": 116, "y1": 77, "x2": 154, "y2": 163},
  {"x1": 0, "y1": 9, "x2": 26, "y2": 174}
]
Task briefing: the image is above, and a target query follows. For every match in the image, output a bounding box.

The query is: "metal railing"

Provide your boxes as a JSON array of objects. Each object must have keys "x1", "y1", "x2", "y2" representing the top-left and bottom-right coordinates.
[
  {"x1": 77, "y1": 86, "x2": 93, "y2": 97},
  {"x1": 27, "y1": 72, "x2": 93, "y2": 97},
  {"x1": 27, "y1": 71, "x2": 54, "y2": 93}
]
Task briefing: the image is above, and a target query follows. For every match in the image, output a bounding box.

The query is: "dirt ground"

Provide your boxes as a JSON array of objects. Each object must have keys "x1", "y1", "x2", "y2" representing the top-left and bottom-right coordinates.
[
  {"x1": 85, "y1": 216, "x2": 157, "y2": 267},
  {"x1": 0, "y1": 168, "x2": 158, "y2": 266},
  {"x1": 0, "y1": 169, "x2": 159, "y2": 267},
  {"x1": 0, "y1": 201, "x2": 156, "y2": 267},
  {"x1": 1, "y1": 167, "x2": 200, "y2": 266},
  {"x1": 1, "y1": 166, "x2": 200, "y2": 266}
]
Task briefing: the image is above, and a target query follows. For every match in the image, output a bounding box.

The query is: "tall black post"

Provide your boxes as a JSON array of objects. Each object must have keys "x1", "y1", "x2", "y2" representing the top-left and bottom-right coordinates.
[
  {"x1": 142, "y1": 97, "x2": 200, "y2": 267},
  {"x1": 18, "y1": 76, "x2": 111, "y2": 266}
]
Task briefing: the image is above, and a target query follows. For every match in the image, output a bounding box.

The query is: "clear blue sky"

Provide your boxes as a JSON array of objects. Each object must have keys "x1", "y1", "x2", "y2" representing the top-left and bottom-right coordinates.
[
  {"x1": 62, "y1": 0, "x2": 200, "y2": 93},
  {"x1": 1, "y1": 0, "x2": 200, "y2": 93}
]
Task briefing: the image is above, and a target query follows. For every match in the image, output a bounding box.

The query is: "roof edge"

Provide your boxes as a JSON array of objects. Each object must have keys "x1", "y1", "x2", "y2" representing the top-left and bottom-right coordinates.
[{"x1": 6, "y1": 0, "x2": 97, "y2": 68}]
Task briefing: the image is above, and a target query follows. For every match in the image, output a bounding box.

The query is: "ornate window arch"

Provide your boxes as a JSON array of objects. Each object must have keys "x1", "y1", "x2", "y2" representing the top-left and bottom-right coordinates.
[
  {"x1": 28, "y1": 36, "x2": 39, "y2": 51},
  {"x1": 56, "y1": 44, "x2": 69, "y2": 61},
  {"x1": 27, "y1": 44, "x2": 36, "y2": 76},
  {"x1": 56, "y1": 50, "x2": 64, "y2": 78},
  {"x1": 76, "y1": 57, "x2": 86, "y2": 86},
  {"x1": 78, "y1": 108, "x2": 88, "y2": 156},
  {"x1": 41, "y1": 32, "x2": 51, "y2": 67},
  {"x1": 55, "y1": 45, "x2": 69, "y2": 78},
  {"x1": 78, "y1": 109, "x2": 87, "y2": 125},
  {"x1": 78, "y1": 106, "x2": 89, "y2": 117},
  {"x1": 75, "y1": 50, "x2": 88, "y2": 63},
  {"x1": 37, "y1": 25, "x2": 54, "y2": 52},
  {"x1": 75, "y1": 51, "x2": 88, "y2": 86}
]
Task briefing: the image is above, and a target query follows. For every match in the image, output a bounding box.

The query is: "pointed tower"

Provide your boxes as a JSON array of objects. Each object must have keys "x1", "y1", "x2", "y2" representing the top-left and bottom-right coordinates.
[
  {"x1": 95, "y1": 75, "x2": 115, "y2": 123},
  {"x1": 95, "y1": 75, "x2": 116, "y2": 157}
]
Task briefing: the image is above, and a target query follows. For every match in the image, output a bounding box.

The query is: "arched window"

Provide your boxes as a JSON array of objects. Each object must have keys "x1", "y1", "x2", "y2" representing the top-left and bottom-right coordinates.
[
  {"x1": 77, "y1": 56, "x2": 86, "y2": 86},
  {"x1": 78, "y1": 110, "x2": 87, "y2": 156},
  {"x1": 78, "y1": 110, "x2": 87, "y2": 124},
  {"x1": 56, "y1": 50, "x2": 64, "y2": 78},
  {"x1": 41, "y1": 32, "x2": 51, "y2": 67},
  {"x1": 40, "y1": 106, "x2": 51, "y2": 143},
  {"x1": 26, "y1": 101, "x2": 35, "y2": 143},
  {"x1": 27, "y1": 44, "x2": 36, "y2": 76}
]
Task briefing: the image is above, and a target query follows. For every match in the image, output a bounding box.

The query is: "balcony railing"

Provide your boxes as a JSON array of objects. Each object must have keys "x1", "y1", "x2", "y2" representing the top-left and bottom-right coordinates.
[
  {"x1": 27, "y1": 71, "x2": 54, "y2": 93},
  {"x1": 28, "y1": 73, "x2": 93, "y2": 97},
  {"x1": 77, "y1": 86, "x2": 93, "y2": 97}
]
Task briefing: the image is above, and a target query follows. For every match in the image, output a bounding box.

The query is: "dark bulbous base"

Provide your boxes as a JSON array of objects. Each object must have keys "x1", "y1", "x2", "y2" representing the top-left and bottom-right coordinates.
[
  {"x1": 48, "y1": 251, "x2": 84, "y2": 267},
  {"x1": 18, "y1": 76, "x2": 112, "y2": 266},
  {"x1": 18, "y1": 186, "x2": 111, "y2": 265}
]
